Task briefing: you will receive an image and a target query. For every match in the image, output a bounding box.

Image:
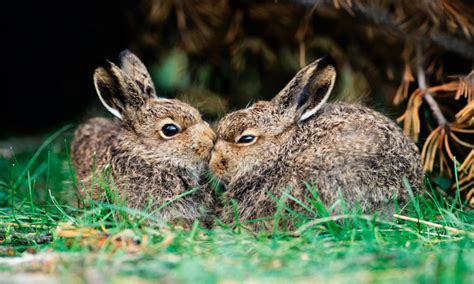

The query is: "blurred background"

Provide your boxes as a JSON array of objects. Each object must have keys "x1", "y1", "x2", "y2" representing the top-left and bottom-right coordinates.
[{"x1": 4, "y1": 0, "x2": 474, "y2": 199}]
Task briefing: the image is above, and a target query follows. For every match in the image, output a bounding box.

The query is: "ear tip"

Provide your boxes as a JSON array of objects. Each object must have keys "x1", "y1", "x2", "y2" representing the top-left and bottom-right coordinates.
[
  {"x1": 317, "y1": 55, "x2": 336, "y2": 70},
  {"x1": 118, "y1": 49, "x2": 140, "y2": 66},
  {"x1": 118, "y1": 49, "x2": 132, "y2": 60},
  {"x1": 102, "y1": 60, "x2": 121, "y2": 72},
  {"x1": 93, "y1": 67, "x2": 108, "y2": 78}
]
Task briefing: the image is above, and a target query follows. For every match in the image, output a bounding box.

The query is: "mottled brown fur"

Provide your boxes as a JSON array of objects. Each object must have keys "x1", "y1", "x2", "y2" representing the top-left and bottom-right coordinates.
[
  {"x1": 71, "y1": 51, "x2": 215, "y2": 226},
  {"x1": 210, "y1": 58, "x2": 423, "y2": 230}
]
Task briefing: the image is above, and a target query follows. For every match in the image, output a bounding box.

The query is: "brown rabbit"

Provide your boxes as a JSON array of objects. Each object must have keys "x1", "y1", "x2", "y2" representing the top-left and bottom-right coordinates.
[
  {"x1": 210, "y1": 57, "x2": 423, "y2": 230},
  {"x1": 71, "y1": 50, "x2": 215, "y2": 226}
]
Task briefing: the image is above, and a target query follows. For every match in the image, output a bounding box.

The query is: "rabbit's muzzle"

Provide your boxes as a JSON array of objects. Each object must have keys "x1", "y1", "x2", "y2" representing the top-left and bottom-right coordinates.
[
  {"x1": 190, "y1": 123, "x2": 216, "y2": 160},
  {"x1": 209, "y1": 141, "x2": 229, "y2": 180}
]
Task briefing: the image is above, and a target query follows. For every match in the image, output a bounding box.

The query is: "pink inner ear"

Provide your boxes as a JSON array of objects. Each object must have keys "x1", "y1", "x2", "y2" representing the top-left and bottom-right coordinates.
[
  {"x1": 94, "y1": 68, "x2": 123, "y2": 120},
  {"x1": 96, "y1": 87, "x2": 123, "y2": 120},
  {"x1": 299, "y1": 68, "x2": 336, "y2": 122}
]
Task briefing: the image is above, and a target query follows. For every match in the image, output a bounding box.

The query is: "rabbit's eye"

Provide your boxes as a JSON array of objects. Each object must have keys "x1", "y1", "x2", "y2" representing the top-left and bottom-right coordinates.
[
  {"x1": 237, "y1": 135, "x2": 256, "y2": 144},
  {"x1": 161, "y1": 124, "x2": 180, "y2": 138}
]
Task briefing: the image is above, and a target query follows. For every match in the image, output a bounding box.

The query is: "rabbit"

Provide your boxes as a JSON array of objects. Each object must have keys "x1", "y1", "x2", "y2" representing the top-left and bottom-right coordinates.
[
  {"x1": 71, "y1": 50, "x2": 216, "y2": 226},
  {"x1": 209, "y1": 57, "x2": 424, "y2": 230}
]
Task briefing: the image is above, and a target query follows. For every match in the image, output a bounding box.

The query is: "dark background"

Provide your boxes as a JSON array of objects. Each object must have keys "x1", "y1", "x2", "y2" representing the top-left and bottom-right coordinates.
[{"x1": 5, "y1": 1, "x2": 137, "y2": 138}]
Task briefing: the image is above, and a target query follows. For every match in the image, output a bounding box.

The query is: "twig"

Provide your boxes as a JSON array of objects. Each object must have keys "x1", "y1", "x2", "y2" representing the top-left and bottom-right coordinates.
[
  {"x1": 0, "y1": 221, "x2": 50, "y2": 229},
  {"x1": 393, "y1": 214, "x2": 473, "y2": 237},
  {"x1": 416, "y1": 44, "x2": 448, "y2": 127}
]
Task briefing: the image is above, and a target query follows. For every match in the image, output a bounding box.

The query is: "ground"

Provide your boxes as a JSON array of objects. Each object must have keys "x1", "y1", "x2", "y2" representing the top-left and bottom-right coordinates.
[{"x1": 0, "y1": 128, "x2": 473, "y2": 283}]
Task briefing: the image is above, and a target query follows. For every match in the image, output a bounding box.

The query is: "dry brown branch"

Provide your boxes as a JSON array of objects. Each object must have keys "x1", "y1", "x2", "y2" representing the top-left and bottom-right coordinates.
[
  {"x1": 393, "y1": 64, "x2": 415, "y2": 105},
  {"x1": 416, "y1": 44, "x2": 448, "y2": 127},
  {"x1": 455, "y1": 71, "x2": 474, "y2": 102},
  {"x1": 396, "y1": 90, "x2": 423, "y2": 141},
  {"x1": 449, "y1": 131, "x2": 474, "y2": 148},
  {"x1": 427, "y1": 82, "x2": 459, "y2": 94},
  {"x1": 421, "y1": 126, "x2": 445, "y2": 174},
  {"x1": 294, "y1": 0, "x2": 474, "y2": 59}
]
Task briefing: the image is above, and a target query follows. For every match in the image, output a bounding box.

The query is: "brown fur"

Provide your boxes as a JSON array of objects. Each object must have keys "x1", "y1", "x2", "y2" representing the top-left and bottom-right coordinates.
[
  {"x1": 210, "y1": 58, "x2": 423, "y2": 230},
  {"x1": 71, "y1": 51, "x2": 215, "y2": 226}
]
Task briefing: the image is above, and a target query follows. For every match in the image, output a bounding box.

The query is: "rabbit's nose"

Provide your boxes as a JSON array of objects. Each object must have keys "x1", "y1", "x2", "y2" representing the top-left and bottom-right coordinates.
[
  {"x1": 203, "y1": 126, "x2": 216, "y2": 143},
  {"x1": 192, "y1": 124, "x2": 216, "y2": 158},
  {"x1": 200, "y1": 125, "x2": 216, "y2": 146},
  {"x1": 193, "y1": 141, "x2": 213, "y2": 158}
]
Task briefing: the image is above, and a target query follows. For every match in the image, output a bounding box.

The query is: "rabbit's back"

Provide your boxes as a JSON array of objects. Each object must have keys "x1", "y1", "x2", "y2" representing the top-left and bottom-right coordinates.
[
  {"x1": 71, "y1": 117, "x2": 120, "y2": 184},
  {"x1": 288, "y1": 102, "x2": 423, "y2": 211}
]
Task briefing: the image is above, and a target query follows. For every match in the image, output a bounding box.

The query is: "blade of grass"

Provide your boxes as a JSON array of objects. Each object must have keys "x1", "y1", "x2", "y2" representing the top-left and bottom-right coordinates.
[
  {"x1": 27, "y1": 170, "x2": 35, "y2": 214},
  {"x1": 49, "y1": 189, "x2": 75, "y2": 224},
  {"x1": 14, "y1": 124, "x2": 73, "y2": 188}
]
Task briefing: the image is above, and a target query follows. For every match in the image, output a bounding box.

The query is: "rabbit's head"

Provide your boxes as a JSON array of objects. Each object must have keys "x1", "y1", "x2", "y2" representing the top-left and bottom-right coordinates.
[
  {"x1": 210, "y1": 57, "x2": 336, "y2": 183},
  {"x1": 94, "y1": 50, "x2": 215, "y2": 170}
]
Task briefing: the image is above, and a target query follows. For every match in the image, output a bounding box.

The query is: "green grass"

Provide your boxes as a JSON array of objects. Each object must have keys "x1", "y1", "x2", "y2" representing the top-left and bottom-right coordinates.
[{"x1": 0, "y1": 128, "x2": 473, "y2": 283}]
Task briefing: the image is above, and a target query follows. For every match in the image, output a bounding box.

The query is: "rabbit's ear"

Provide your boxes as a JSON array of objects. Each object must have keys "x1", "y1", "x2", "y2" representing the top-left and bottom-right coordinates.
[
  {"x1": 273, "y1": 57, "x2": 336, "y2": 122},
  {"x1": 118, "y1": 49, "x2": 157, "y2": 99},
  {"x1": 93, "y1": 63, "x2": 144, "y2": 119}
]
